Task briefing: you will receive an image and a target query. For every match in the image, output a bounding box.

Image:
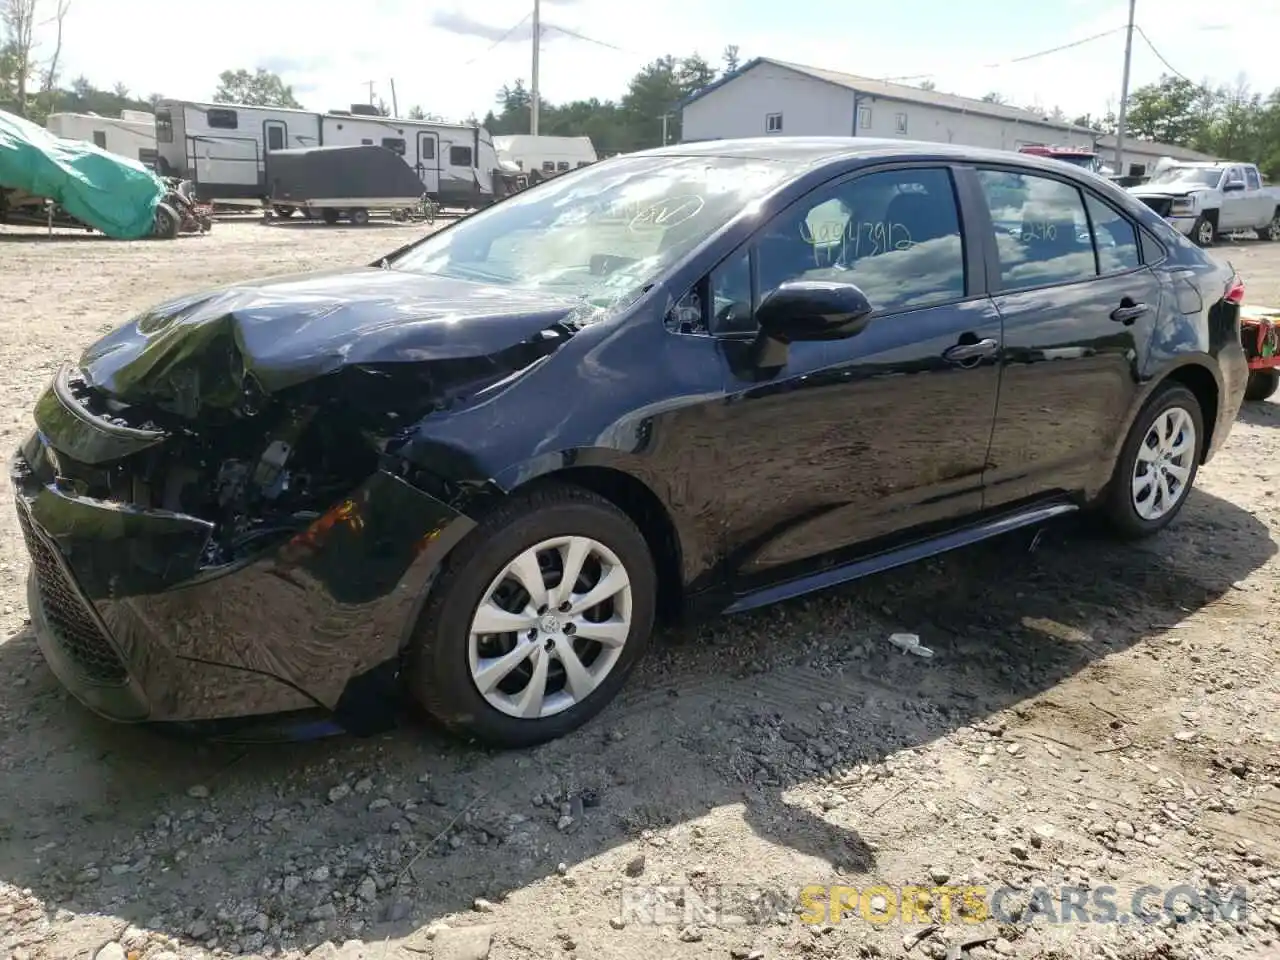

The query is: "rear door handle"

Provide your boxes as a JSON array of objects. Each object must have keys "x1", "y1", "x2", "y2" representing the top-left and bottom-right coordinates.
[
  {"x1": 942, "y1": 337, "x2": 999, "y2": 363},
  {"x1": 1110, "y1": 303, "x2": 1150, "y2": 325}
]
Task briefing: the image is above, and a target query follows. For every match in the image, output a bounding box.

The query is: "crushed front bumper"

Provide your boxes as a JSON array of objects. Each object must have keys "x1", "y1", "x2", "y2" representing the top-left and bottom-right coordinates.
[{"x1": 12, "y1": 424, "x2": 475, "y2": 736}]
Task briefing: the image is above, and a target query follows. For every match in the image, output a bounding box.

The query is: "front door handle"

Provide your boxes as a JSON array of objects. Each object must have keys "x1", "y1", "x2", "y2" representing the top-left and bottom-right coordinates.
[
  {"x1": 942, "y1": 337, "x2": 999, "y2": 363},
  {"x1": 1110, "y1": 302, "x2": 1150, "y2": 325}
]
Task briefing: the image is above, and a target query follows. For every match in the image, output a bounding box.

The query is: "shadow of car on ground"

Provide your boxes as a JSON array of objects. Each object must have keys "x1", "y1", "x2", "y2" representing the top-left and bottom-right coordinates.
[{"x1": 0, "y1": 487, "x2": 1271, "y2": 954}]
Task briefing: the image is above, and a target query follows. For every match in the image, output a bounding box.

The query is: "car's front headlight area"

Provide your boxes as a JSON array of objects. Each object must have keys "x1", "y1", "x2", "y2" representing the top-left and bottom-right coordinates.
[{"x1": 1171, "y1": 195, "x2": 1199, "y2": 214}]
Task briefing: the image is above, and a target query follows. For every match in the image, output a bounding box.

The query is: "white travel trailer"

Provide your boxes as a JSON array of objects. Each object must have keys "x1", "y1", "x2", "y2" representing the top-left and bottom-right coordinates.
[
  {"x1": 493, "y1": 135, "x2": 596, "y2": 179},
  {"x1": 45, "y1": 110, "x2": 158, "y2": 168},
  {"x1": 153, "y1": 98, "x2": 505, "y2": 209}
]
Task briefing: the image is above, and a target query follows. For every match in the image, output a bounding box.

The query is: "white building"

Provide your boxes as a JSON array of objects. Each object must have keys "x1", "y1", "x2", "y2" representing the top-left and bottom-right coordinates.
[{"x1": 679, "y1": 57, "x2": 1220, "y2": 175}]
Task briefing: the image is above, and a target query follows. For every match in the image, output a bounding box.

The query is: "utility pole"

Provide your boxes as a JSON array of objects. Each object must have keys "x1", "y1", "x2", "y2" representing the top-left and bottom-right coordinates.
[
  {"x1": 363, "y1": 80, "x2": 376, "y2": 106},
  {"x1": 530, "y1": 0, "x2": 541, "y2": 136},
  {"x1": 389, "y1": 78, "x2": 399, "y2": 117},
  {"x1": 661, "y1": 113, "x2": 669, "y2": 146},
  {"x1": 1113, "y1": 0, "x2": 1137, "y2": 175}
]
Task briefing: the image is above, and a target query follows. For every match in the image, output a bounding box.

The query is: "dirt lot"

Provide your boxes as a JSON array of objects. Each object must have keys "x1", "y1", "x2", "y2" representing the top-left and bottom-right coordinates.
[{"x1": 0, "y1": 219, "x2": 1278, "y2": 960}]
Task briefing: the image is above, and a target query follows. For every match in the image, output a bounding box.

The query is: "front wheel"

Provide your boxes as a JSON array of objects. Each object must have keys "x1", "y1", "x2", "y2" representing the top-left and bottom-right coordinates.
[
  {"x1": 1191, "y1": 215, "x2": 1216, "y2": 247},
  {"x1": 151, "y1": 202, "x2": 180, "y2": 239},
  {"x1": 1245, "y1": 369, "x2": 1279, "y2": 401},
  {"x1": 405, "y1": 484, "x2": 657, "y2": 748},
  {"x1": 1098, "y1": 382, "x2": 1204, "y2": 539},
  {"x1": 348, "y1": 207, "x2": 370, "y2": 226},
  {"x1": 1259, "y1": 211, "x2": 1280, "y2": 242}
]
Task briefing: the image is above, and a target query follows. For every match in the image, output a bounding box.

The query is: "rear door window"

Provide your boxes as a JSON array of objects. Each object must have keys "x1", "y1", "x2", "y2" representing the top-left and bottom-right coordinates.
[
  {"x1": 1083, "y1": 194, "x2": 1140, "y2": 275},
  {"x1": 976, "y1": 169, "x2": 1096, "y2": 290}
]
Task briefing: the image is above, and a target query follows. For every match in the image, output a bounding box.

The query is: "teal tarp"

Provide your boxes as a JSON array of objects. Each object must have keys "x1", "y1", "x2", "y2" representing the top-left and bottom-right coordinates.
[{"x1": 0, "y1": 108, "x2": 165, "y2": 239}]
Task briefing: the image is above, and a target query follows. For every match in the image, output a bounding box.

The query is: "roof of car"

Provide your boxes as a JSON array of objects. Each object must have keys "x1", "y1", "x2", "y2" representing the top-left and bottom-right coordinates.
[{"x1": 626, "y1": 136, "x2": 1100, "y2": 176}]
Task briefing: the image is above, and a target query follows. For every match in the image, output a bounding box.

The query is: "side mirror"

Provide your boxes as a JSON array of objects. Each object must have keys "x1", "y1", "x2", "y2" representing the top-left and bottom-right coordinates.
[
  {"x1": 756, "y1": 280, "x2": 874, "y2": 343},
  {"x1": 1223, "y1": 180, "x2": 1245, "y2": 193}
]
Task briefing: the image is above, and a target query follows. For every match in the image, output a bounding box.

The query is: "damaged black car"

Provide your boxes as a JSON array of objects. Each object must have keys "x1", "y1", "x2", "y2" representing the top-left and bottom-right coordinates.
[{"x1": 14, "y1": 139, "x2": 1247, "y2": 747}]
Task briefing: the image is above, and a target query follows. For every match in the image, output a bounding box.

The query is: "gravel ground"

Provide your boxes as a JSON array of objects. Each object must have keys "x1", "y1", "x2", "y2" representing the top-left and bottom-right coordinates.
[{"x1": 1, "y1": 218, "x2": 1278, "y2": 960}]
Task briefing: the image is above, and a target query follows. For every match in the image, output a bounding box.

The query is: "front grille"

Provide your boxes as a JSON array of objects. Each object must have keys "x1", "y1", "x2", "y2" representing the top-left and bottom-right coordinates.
[
  {"x1": 1139, "y1": 196, "x2": 1173, "y2": 218},
  {"x1": 16, "y1": 502, "x2": 128, "y2": 683}
]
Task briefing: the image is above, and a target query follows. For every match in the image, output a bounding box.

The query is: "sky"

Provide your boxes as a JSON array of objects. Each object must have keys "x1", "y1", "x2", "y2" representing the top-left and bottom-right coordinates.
[{"x1": 38, "y1": 0, "x2": 1280, "y2": 125}]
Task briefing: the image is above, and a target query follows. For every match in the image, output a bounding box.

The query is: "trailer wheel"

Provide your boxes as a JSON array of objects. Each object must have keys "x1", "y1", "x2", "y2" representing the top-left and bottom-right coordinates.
[
  {"x1": 151, "y1": 202, "x2": 180, "y2": 240},
  {"x1": 321, "y1": 208, "x2": 340, "y2": 225},
  {"x1": 1245, "y1": 370, "x2": 1279, "y2": 402},
  {"x1": 301, "y1": 206, "x2": 316, "y2": 220},
  {"x1": 348, "y1": 208, "x2": 370, "y2": 226},
  {"x1": 273, "y1": 205, "x2": 296, "y2": 219}
]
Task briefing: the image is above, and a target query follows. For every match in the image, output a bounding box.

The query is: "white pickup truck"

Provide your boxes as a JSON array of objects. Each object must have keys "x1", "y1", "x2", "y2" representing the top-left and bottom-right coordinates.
[{"x1": 1128, "y1": 161, "x2": 1280, "y2": 247}]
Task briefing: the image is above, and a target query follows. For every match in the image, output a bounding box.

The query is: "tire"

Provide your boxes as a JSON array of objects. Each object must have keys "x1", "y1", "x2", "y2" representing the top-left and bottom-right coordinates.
[
  {"x1": 151, "y1": 202, "x2": 180, "y2": 239},
  {"x1": 1259, "y1": 210, "x2": 1280, "y2": 242},
  {"x1": 1245, "y1": 369, "x2": 1279, "y2": 401},
  {"x1": 1099, "y1": 382, "x2": 1204, "y2": 540},
  {"x1": 405, "y1": 483, "x2": 657, "y2": 749},
  {"x1": 320, "y1": 208, "x2": 340, "y2": 225},
  {"x1": 1191, "y1": 214, "x2": 1216, "y2": 247},
  {"x1": 348, "y1": 207, "x2": 370, "y2": 226}
]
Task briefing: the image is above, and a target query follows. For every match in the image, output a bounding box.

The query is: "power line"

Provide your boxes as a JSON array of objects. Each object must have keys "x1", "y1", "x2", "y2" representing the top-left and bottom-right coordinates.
[
  {"x1": 542, "y1": 23, "x2": 628, "y2": 53},
  {"x1": 880, "y1": 25, "x2": 1125, "y2": 83},
  {"x1": 462, "y1": 12, "x2": 532, "y2": 66},
  {"x1": 1134, "y1": 25, "x2": 1201, "y2": 87}
]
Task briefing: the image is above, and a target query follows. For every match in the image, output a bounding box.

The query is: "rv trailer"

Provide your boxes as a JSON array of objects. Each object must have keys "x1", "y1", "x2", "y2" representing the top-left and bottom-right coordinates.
[
  {"x1": 493, "y1": 134, "x2": 596, "y2": 180},
  {"x1": 45, "y1": 110, "x2": 158, "y2": 168},
  {"x1": 154, "y1": 99, "x2": 504, "y2": 210}
]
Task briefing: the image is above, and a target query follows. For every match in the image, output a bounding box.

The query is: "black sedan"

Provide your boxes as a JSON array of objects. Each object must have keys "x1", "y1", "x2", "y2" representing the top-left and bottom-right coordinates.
[{"x1": 13, "y1": 137, "x2": 1249, "y2": 748}]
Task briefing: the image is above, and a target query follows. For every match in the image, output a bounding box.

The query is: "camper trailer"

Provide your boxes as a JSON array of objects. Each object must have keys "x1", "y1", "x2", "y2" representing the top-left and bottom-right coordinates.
[
  {"x1": 493, "y1": 135, "x2": 596, "y2": 180},
  {"x1": 154, "y1": 98, "x2": 504, "y2": 209},
  {"x1": 45, "y1": 110, "x2": 158, "y2": 168}
]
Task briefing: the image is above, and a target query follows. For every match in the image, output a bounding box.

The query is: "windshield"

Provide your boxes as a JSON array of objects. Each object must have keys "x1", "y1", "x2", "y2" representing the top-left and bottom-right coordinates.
[
  {"x1": 1149, "y1": 166, "x2": 1222, "y2": 187},
  {"x1": 388, "y1": 154, "x2": 798, "y2": 310}
]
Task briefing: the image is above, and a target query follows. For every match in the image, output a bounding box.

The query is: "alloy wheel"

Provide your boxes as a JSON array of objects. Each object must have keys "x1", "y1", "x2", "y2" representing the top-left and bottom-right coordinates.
[
  {"x1": 1131, "y1": 406, "x2": 1197, "y2": 521},
  {"x1": 1267, "y1": 216, "x2": 1280, "y2": 241},
  {"x1": 467, "y1": 536, "x2": 633, "y2": 720},
  {"x1": 1197, "y1": 219, "x2": 1214, "y2": 246}
]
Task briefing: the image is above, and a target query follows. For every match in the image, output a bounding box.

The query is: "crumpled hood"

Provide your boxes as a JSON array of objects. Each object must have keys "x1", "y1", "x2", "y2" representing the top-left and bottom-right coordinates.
[
  {"x1": 1130, "y1": 184, "x2": 1209, "y2": 199},
  {"x1": 78, "y1": 267, "x2": 588, "y2": 417}
]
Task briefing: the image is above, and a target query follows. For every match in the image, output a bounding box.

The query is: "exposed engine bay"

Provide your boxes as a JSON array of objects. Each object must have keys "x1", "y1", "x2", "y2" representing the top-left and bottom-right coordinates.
[{"x1": 52, "y1": 367, "x2": 389, "y2": 567}]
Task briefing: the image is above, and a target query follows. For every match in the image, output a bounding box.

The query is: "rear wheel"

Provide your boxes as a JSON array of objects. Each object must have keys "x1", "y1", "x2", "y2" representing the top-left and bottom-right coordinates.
[
  {"x1": 1260, "y1": 211, "x2": 1280, "y2": 242},
  {"x1": 1191, "y1": 214, "x2": 1216, "y2": 247},
  {"x1": 348, "y1": 207, "x2": 370, "y2": 226},
  {"x1": 1099, "y1": 382, "x2": 1203, "y2": 539},
  {"x1": 405, "y1": 484, "x2": 657, "y2": 748},
  {"x1": 320, "y1": 208, "x2": 340, "y2": 225},
  {"x1": 1245, "y1": 369, "x2": 1279, "y2": 401}
]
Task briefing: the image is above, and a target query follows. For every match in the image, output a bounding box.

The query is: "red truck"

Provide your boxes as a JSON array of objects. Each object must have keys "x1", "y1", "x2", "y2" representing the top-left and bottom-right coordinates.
[{"x1": 1017, "y1": 144, "x2": 1111, "y2": 177}]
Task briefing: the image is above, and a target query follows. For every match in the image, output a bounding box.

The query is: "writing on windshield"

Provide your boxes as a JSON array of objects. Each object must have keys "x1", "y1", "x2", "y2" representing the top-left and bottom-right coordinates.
[{"x1": 389, "y1": 155, "x2": 797, "y2": 311}]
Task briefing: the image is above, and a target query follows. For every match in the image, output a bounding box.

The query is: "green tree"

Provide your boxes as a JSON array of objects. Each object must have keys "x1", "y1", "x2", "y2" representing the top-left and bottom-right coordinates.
[
  {"x1": 918, "y1": 79, "x2": 936, "y2": 92},
  {"x1": 213, "y1": 67, "x2": 302, "y2": 108},
  {"x1": 980, "y1": 91, "x2": 1007, "y2": 104},
  {"x1": 722, "y1": 44, "x2": 740, "y2": 73},
  {"x1": 1124, "y1": 74, "x2": 1216, "y2": 146}
]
